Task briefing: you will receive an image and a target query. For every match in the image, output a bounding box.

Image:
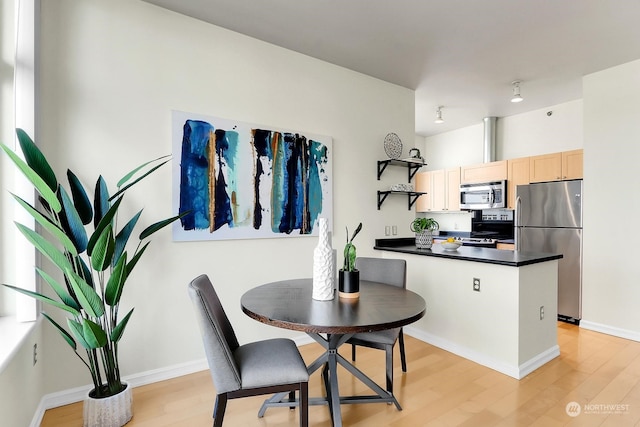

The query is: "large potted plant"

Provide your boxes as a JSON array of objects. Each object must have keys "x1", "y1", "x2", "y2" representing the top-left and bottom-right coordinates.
[
  {"x1": 1, "y1": 129, "x2": 185, "y2": 427},
  {"x1": 410, "y1": 217, "x2": 439, "y2": 249},
  {"x1": 338, "y1": 222, "x2": 362, "y2": 299}
]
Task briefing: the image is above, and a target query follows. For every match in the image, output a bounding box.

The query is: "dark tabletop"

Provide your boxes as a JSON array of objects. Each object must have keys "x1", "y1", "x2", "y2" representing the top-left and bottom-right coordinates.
[{"x1": 241, "y1": 279, "x2": 426, "y2": 334}]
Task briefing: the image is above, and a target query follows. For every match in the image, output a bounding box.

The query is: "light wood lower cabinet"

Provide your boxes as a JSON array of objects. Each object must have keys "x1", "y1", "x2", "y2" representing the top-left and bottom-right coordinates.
[{"x1": 497, "y1": 243, "x2": 515, "y2": 250}]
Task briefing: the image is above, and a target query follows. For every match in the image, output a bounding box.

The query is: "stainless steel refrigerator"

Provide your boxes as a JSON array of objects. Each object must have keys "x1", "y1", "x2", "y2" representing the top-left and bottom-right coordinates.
[{"x1": 515, "y1": 180, "x2": 583, "y2": 323}]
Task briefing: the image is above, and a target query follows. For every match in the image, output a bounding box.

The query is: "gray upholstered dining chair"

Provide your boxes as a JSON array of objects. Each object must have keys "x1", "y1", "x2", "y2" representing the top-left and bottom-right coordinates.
[
  {"x1": 188, "y1": 274, "x2": 309, "y2": 427},
  {"x1": 347, "y1": 257, "x2": 407, "y2": 395}
]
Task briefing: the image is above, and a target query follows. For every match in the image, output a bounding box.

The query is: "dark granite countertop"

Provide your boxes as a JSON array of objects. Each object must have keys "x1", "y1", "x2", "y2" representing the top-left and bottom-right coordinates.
[{"x1": 374, "y1": 238, "x2": 562, "y2": 267}]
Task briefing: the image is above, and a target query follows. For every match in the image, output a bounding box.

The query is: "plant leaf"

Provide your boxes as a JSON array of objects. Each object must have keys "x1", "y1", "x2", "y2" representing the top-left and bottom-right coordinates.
[
  {"x1": 90, "y1": 225, "x2": 115, "y2": 271},
  {"x1": 93, "y1": 176, "x2": 110, "y2": 228},
  {"x1": 66, "y1": 269, "x2": 105, "y2": 318},
  {"x1": 82, "y1": 318, "x2": 108, "y2": 349},
  {"x1": 10, "y1": 193, "x2": 77, "y2": 256},
  {"x1": 111, "y1": 308, "x2": 134, "y2": 343},
  {"x1": 15, "y1": 222, "x2": 73, "y2": 273},
  {"x1": 125, "y1": 242, "x2": 149, "y2": 279},
  {"x1": 16, "y1": 128, "x2": 58, "y2": 192},
  {"x1": 67, "y1": 169, "x2": 93, "y2": 225},
  {"x1": 67, "y1": 319, "x2": 92, "y2": 349},
  {"x1": 77, "y1": 257, "x2": 94, "y2": 289},
  {"x1": 1, "y1": 283, "x2": 80, "y2": 316},
  {"x1": 139, "y1": 212, "x2": 188, "y2": 240},
  {"x1": 113, "y1": 210, "x2": 142, "y2": 267},
  {"x1": 116, "y1": 155, "x2": 170, "y2": 188},
  {"x1": 43, "y1": 313, "x2": 77, "y2": 350},
  {"x1": 35, "y1": 268, "x2": 81, "y2": 311},
  {"x1": 87, "y1": 196, "x2": 122, "y2": 256},
  {"x1": 105, "y1": 252, "x2": 127, "y2": 306},
  {"x1": 59, "y1": 186, "x2": 88, "y2": 253},
  {"x1": 0, "y1": 143, "x2": 61, "y2": 213},
  {"x1": 110, "y1": 158, "x2": 171, "y2": 201}
]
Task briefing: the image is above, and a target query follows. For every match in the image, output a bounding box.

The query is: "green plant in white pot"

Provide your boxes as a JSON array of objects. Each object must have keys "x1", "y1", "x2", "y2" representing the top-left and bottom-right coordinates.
[
  {"x1": 410, "y1": 217, "x2": 439, "y2": 249},
  {"x1": 1, "y1": 129, "x2": 186, "y2": 427}
]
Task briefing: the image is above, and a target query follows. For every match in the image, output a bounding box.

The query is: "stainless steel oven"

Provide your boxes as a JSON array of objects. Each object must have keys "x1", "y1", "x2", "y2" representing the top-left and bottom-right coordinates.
[{"x1": 459, "y1": 180, "x2": 506, "y2": 210}]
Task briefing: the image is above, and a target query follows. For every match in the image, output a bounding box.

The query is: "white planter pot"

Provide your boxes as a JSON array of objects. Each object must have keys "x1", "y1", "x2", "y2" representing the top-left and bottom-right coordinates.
[
  {"x1": 83, "y1": 383, "x2": 133, "y2": 427},
  {"x1": 415, "y1": 230, "x2": 433, "y2": 249}
]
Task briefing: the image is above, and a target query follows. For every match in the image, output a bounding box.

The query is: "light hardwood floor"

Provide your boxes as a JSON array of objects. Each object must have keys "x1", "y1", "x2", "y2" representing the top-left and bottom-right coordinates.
[{"x1": 41, "y1": 323, "x2": 640, "y2": 426}]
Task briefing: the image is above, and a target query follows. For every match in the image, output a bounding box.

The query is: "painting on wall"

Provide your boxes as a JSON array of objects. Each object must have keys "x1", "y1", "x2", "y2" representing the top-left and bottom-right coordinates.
[{"x1": 172, "y1": 110, "x2": 333, "y2": 241}]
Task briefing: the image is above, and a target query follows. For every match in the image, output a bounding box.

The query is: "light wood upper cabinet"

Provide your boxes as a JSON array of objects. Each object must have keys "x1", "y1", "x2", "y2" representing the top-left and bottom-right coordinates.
[
  {"x1": 507, "y1": 157, "x2": 530, "y2": 209},
  {"x1": 460, "y1": 160, "x2": 507, "y2": 184},
  {"x1": 430, "y1": 169, "x2": 445, "y2": 211},
  {"x1": 562, "y1": 149, "x2": 584, "y2": 180},
  {"x1": 446, "y1": 167, "x2": 461, "y2": 211},
  {"x1": 415, "y1": 167, "x2": 460, "y2": 212},
  {"x1": 530, "y1": 149, "x2": 583, "y2": 183},
  {"x1": 415, "y1": 171, "x2": 432, "y2": 212}
]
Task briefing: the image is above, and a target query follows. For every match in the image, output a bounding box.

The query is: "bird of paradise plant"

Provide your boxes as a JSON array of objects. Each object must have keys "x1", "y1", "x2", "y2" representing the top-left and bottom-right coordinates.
[{"x1": 1, "y1": 129, "x2": 186, "y2": 398}]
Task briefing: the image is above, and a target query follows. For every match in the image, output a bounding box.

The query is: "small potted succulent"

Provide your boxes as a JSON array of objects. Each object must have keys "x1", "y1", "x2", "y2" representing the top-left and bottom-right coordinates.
[
  {"x1": 338, "y1": 222, "x2": 362, "y2": 298},
  {"x1": 410, "y1": 217, "x2": 439, "y2": 249}
]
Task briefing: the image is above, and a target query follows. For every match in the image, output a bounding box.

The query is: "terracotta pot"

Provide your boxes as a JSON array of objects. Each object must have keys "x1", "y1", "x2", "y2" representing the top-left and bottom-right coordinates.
[
  {"x1": 83, "y1": 383, "x2": 133, "y2": 427},
  {"x1": 339, "y1": 270, "x2": 360, "y2": 299}
]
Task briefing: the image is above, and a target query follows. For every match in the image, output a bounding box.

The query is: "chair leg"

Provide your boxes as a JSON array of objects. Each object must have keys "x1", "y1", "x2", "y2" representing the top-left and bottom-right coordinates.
[
  {"x1": 351, "y1": 343, "x2": 357, "y2": 361},
  {"x1": 399, "y1": 329, "x2": 407, "y2": 373},
  {"x1": 385, "y1": 345, "x2": 394, "y2": 395},
  {"x1": 299, "y1": 382, "x2": 309, "y2": 427},
  {"x1": 213, "y1": 393, "x2": 227, "y2": 427},
  {"x1": 289, "y1": 390, "x2": 296, "y2": 410}
]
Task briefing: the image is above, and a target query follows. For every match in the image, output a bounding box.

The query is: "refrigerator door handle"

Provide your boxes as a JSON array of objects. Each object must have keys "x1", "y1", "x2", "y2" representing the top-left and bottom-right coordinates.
[{"x1": 515, "y1": 196, "x2": 522, "y2": 251}]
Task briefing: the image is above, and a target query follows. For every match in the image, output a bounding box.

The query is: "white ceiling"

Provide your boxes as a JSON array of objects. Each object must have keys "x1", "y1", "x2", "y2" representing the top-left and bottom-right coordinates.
[{"x1": 143, "y1": 0, "x2": 640, "y2": 137}]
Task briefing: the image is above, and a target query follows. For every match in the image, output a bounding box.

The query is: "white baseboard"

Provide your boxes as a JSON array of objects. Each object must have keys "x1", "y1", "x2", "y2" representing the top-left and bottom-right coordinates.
[
  {"x1": 404, "y1": 326, "x2": 559, "y2": 380},
  {"x1": 580, "y1": 320, "x2": 640, "y2": 342},
  {"x1": 30, "y1": 358, "x2": 209, "y2": 427}
]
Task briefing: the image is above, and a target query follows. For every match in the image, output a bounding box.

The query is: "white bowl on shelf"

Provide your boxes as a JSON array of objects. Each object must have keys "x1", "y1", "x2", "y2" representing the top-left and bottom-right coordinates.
[{"x1": 441, "y1": 241, "x2": 462, "y2": 251}]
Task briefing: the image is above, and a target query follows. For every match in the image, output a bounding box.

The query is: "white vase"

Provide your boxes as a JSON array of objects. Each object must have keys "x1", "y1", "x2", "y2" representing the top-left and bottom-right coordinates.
[
  {"x1": 312, "y1": 218, "x2": 335, "y2": 300},
  {"x1": 83, "y1": 383, "x2": 133, "y2": 427}
]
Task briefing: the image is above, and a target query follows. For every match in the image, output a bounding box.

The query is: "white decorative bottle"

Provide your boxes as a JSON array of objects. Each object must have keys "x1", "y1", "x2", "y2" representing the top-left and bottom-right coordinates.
[{"x1": 312, "y1": 218, "x2": 335, "y2": 300}]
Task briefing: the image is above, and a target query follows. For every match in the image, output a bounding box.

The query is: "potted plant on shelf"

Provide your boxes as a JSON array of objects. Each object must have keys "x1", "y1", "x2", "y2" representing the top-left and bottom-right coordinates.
[
  {"x1": 1, "y1": 129, "x2": 186, "y2": 427},
  {"x1": 410, "y1": 217, "x2": 439, "y2": 249},
  {"x1": 338, "y1": 222, "x2": 362, "y2": 299}
]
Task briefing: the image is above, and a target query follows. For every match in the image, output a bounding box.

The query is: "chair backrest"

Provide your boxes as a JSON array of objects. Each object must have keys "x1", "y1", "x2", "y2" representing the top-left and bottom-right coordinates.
[
  {"x1": 355, "y1": 257, "x2": 406, "y2": 289},
  {"x1": 188, "y1": 274, "x2": 242, "y2": 394}
]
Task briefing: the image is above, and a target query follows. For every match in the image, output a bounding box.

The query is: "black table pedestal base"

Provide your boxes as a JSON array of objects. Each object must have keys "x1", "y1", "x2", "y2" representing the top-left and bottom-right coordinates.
[{"x1": 258, "y1": 332, "x2": 401, "y2": 427}]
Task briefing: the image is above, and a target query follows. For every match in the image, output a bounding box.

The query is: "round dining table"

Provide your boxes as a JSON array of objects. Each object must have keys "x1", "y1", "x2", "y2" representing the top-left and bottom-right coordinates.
[{"x1": 241, "y1": 278, "x2": 426, "y2": 427}]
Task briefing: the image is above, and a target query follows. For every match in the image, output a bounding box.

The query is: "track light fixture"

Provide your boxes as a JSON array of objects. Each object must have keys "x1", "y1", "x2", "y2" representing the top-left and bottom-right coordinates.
[
  {"x1": 511, "y1": 81, "x2": 523, "y2": 103},
  {"x1": 434, "y1": 106, "x2": 444, "y2": 124}
]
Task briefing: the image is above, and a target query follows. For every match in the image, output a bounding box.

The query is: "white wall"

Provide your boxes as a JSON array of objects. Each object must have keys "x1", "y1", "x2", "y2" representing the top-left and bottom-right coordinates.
[
  {"x1": 581, "y1": 59, "x2": 640, "y2": 338},
  {"x1": 33, "y1": 0, "x2": 415, "y2": 396}
]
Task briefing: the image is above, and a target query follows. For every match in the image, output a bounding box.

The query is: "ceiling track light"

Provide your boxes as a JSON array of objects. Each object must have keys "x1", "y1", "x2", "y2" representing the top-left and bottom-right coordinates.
[
  {"x1": 511, "y1": 80, "x2": 523, "y2": 103},
  {"x1": 434, "y1": 106, "x2": 444, "y2": 124}
]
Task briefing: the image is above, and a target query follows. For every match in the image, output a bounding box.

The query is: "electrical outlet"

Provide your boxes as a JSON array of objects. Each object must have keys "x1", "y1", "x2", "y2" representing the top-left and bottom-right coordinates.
[
  {"x1": 392, "y1": 225, "x2": 398, "y2": 235},
  {"x1": 33, "y1": 343, "x2": 37, "y2": 366},
  {"x1": 473, "y1": 278, "x2": 481, "y2": 292},
  {"x1": 540, "y1": 306, "x2": 544, "y2": 320},
  {"x1": 385, "y1": 226, "x2": 391, "y2": 236}
]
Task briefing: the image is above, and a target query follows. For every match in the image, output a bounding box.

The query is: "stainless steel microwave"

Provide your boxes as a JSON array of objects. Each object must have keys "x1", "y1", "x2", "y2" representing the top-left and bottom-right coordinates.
[{"x1": 459, "y1": 180, "x2": 506, "y2": 210}]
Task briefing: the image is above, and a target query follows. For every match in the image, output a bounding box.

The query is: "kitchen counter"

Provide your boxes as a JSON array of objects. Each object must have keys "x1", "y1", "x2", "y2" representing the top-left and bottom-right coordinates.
[
  {"x1": 375, "y1": 237, "x2": 561, "y2": 379},
  {"x1": 374, "y1": 238, "x2": 562, "y2": 266}
]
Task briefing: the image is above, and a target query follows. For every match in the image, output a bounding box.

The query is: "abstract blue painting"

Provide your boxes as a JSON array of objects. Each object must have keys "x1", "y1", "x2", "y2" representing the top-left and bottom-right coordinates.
[{"x1": 171, "y1": 110, "x2": 333, "y2": 241}]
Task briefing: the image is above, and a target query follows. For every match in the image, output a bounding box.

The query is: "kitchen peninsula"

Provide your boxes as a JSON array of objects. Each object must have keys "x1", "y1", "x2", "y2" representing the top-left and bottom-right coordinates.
[{"x1": 375, "y1": 238, "x2": 563, "y2": 379}]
